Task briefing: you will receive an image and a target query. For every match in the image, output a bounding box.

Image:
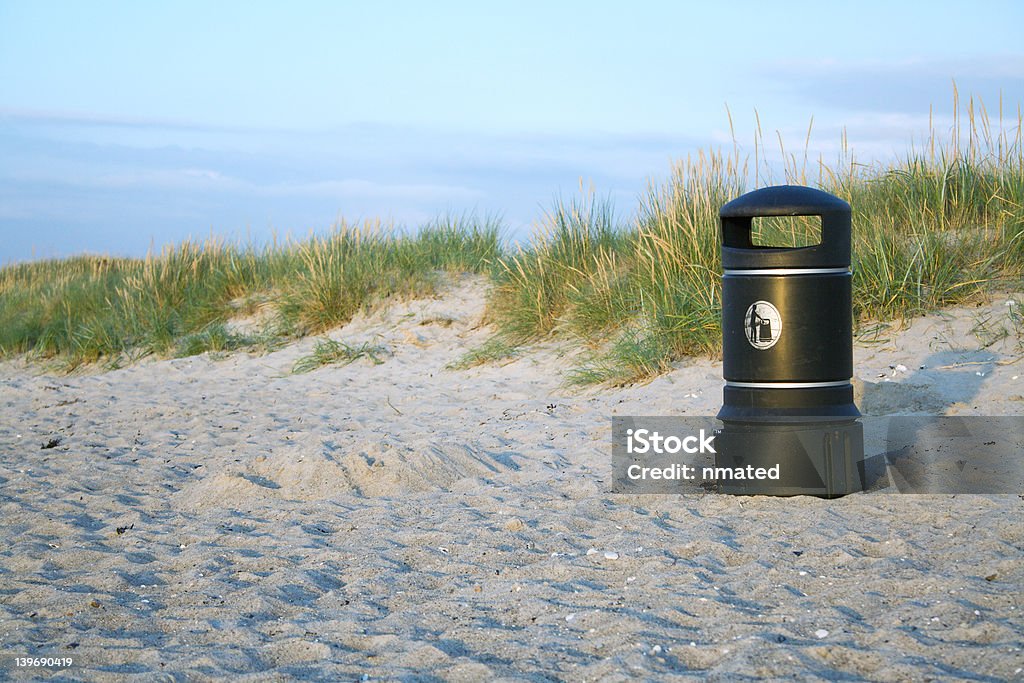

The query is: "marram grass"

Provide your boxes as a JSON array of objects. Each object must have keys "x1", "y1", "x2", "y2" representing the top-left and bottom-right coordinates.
[
  {"x1": 0, "y1": 217, "x2": 500, "y2": 370},
  {"x1": 292, "y1": 338, "x2": 390, "y2": 374},
  {"x1": 447, "y1": 336, "x2": 521, "y2": 370},
  {"x1": 485, "y1": 98, "x2": 1023, "y2": 385}
]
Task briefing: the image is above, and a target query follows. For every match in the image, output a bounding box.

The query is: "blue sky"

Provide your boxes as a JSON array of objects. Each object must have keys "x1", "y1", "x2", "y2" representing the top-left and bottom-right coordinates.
[{"x1": 1, "y1": 1, "x2": 1022, "y2": 263}]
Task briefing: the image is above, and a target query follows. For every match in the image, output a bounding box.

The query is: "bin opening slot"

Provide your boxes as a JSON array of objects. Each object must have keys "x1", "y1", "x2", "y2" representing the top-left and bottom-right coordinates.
[{"x1": 751, "y1": 216, "x2": 822, "y2": 248}]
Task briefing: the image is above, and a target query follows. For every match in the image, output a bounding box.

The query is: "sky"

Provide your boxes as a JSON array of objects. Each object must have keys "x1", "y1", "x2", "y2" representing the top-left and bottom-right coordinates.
[{"x1": 1, "y1": 0, "x2": 1022, "y2": 263}]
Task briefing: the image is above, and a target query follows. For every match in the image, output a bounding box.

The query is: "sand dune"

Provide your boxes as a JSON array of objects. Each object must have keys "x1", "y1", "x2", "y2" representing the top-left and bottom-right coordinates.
[{"x1": 1, "y1": 277, "x2": 1021, "y2": 680}]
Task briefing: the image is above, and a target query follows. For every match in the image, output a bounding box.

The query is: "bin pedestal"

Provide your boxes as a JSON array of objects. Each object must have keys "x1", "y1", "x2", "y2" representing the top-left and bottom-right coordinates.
[{"x1": 714, "y1": 420, "x2": 864, "y2": 497}]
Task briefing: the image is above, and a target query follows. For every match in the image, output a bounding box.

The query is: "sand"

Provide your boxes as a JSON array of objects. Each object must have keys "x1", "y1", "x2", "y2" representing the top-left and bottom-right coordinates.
[{"x1": 1, "y1": 276, "x2": 1022, "y2": 681}]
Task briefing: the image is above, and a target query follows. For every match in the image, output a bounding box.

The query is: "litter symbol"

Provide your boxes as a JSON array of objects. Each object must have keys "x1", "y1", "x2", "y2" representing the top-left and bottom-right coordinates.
[{"x1": 745, "y1": 301, "x2": 782, "y2": 350}]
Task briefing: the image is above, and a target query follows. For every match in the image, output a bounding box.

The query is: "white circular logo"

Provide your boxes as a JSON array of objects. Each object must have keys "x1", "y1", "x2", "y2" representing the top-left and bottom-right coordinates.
[{"x1": 744, "y1": 301, "x2": 782, "y2": 350}]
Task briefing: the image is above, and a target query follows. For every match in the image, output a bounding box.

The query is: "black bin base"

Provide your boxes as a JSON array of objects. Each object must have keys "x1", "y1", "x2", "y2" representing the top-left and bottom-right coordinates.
[{"x1": 714, "y1": 420, "x2": 865, "y2": 497}]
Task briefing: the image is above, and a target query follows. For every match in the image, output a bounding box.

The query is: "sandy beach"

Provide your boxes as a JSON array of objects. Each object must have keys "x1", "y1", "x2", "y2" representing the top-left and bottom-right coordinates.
[{"x1": 1, "y1": 276, "x2": 1022, "y2": 681}]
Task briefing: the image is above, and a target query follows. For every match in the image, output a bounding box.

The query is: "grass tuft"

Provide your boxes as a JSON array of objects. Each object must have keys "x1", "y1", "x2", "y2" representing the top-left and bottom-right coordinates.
[
  {"x1": 448, "y1": 336, "x2": 521, "y2": 370},
  {"x1": 487, "y1": 192, "x2": 628, "y2": 341},
  {"x1": 292, "y1": 338, "x2": 390, "y2": 374},
  {"x1": 174, "y1": 323, "x2": 260, "y2": 358}
]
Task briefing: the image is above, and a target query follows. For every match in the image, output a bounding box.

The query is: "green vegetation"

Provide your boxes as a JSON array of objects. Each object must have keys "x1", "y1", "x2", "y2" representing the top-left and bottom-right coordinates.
[
  {"x1": 174, "y1": 322, "x2": 261, "y2": 358},
  {"x1": 276, "y1": 216, "x2": 500, "y2": 335},
  {"x1": 1, "y1": 94, "x2": 1021, "y2": 383},
  {"x1": 292, "y1": 338, "x2": 390, "y2": 374},
  {"x1": 486, "y1": 97, "x2": 1024, "y2": 385},
  {"x1": 448, "y1": 336, "x2": 521, "y2": 370},
  {"x1": 969, "y1": 300, "x2": 1024, "y2": 352},
  {"x1": 0, "y1": 218, "x2": 499, "y2": 370}
]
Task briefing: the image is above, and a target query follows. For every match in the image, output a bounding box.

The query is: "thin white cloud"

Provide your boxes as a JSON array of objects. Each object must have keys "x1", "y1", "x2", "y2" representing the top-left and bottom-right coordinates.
[
  {"x1": 758, "y1": 54, "x2": 1024, "y2": 116},
  {"x1": 0, "y1": 107, "x2": 282, "y2": 133},
  {"x1": 768, "y1": 55, "x2": 1024, "y2": 80},
  {"x1": 269, "y1": 179, "x2": 482, "y2": 201},
  {"x1": 0, "y1": 159, "x2": 482, "y2": 204}
]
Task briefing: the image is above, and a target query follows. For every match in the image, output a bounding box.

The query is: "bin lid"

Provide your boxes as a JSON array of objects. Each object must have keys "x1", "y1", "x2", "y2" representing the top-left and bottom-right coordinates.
[
  {"x1": 720, "y1": 185, "x2": 850, "y2": 218},
  {"x1": 720, "y1": 185, "x2": 851, "y2": 270}
]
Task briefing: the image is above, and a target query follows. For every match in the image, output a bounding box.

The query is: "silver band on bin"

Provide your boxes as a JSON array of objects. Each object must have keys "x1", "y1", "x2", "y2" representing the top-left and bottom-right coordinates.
[
  {"x1": 725, "y1": 379, "x2": 852, "y2": 389},
  {"x1": 723, "y1": 267, "x2": 851, "y2": 276}
]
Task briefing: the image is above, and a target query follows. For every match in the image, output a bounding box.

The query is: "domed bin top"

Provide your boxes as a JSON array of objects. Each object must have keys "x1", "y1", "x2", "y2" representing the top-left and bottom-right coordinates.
[{"x1": 720, "y1": 185, "x2": 851, "y2": 270}]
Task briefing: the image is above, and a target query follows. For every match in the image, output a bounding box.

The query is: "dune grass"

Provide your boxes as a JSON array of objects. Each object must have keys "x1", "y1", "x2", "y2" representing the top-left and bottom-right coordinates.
[
  {"x1": 1, "y1": 94, "x2": 1020, "y2": 382},
  {"x1": 0, "y1": 217, "x2": 500, "y2": 369},
  {"x1": 485, "y1": 96, "x2": 1024, "y2": 385},
  {"x1": 292, "y1": 338, "x2": 390, "y2": 374},
  {"x1": 447, "y1": 336, "x2": 521, "y2": 370}
]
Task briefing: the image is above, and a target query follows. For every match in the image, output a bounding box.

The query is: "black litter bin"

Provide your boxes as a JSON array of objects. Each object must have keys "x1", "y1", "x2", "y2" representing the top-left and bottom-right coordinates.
[{"x1": 715, "y1": 185, "x2": 864, "y2": 497}]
